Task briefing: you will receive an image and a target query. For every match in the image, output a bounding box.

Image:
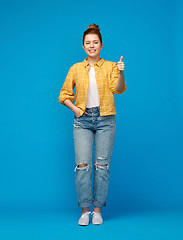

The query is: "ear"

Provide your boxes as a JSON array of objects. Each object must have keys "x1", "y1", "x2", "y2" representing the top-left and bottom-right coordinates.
[{"x1": 100, "y1": 43, "x2": 103, "y2": 50}]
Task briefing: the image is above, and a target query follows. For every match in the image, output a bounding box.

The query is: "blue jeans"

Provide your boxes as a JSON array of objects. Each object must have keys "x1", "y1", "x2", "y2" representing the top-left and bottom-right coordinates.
[{"x1": 73, "y1": 106, "x2": 116, "y2": 208}]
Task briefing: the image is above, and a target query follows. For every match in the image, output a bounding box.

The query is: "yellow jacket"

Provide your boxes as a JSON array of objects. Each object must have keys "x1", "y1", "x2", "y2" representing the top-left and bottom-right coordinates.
[{"x1": 58, "y1": 58, "x2": 127, "y2": 116}]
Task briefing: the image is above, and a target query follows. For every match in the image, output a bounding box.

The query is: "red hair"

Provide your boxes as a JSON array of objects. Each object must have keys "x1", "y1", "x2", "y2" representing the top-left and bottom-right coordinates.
[{"x1": 83, "y1": 23, "x2": 102, "y2": 45}]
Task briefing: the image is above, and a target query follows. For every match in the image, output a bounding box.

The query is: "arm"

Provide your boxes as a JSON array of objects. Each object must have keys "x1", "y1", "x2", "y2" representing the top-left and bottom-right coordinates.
[
  {"x1": 115, "y1": 55, "x2": 126, "y2": 92},
  {"x1": 58, "y1": 65, "x2": 81, "y2": 117},
  {"x1": 58, "y1": 65, "x2": 75, "y2": 105},
  {"x1": 115, "y1": 71, "x2": 125, "y2": 92},
  {"x1": 109, "y1": 61, "x2": 127, "y2": 94},
  {"x1": 63, "y1": 99, "x2": 80, "y2": 117}
]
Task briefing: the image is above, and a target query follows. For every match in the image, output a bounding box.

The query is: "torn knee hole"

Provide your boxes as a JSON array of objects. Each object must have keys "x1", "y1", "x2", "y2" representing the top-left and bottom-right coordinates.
[
  {"x1": 74, "y1": 163, "x2": 89, "y2": 172},
  {"x1": 77, "y1": 164, "x2": 88, "y2": 168},
  {"x1": 96, "y1": 164, "x2": 108, "y2": 166},
  {"x1": 95, "y1": 163, "x2": 109, "y2": 170}
]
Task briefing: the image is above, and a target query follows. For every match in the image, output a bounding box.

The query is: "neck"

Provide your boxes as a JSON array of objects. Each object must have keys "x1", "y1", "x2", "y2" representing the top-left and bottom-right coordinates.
[{"x1": 86, "y1": 56, "x2": 101, "y2": 66}]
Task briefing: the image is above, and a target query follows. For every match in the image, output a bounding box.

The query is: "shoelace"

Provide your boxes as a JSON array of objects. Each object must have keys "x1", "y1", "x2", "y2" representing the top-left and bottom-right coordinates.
[
  {"x1": 91, "y1": 211, "x2": 101, "y2": 216},
  {"x1": 81, "y1": 211, "x2": 91, "y2": 218}
]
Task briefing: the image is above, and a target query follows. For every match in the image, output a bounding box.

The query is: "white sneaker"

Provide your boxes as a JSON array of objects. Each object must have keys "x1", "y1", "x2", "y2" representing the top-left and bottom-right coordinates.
[
  {"x1": 91, "y1": 211, "x2": 103, "y2": 225},
  {"x1": 78, "y1": 211, "x2": 91, "y2": 226}
]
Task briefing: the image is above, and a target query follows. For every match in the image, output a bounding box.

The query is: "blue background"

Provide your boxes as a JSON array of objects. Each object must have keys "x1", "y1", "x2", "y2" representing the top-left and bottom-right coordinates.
[{"x1": 0, "y1": 0, "x2": 183, "y2": 216}]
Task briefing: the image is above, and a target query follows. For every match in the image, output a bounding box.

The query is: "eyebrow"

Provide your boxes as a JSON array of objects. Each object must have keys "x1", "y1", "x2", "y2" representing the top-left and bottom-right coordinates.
[{"x1": 85, "y1": 40, "x2": 99, "y2": 42}]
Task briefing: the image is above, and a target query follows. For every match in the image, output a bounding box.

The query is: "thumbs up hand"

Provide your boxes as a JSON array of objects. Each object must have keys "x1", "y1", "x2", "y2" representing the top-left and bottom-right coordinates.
[{"x1": 117, "y1": 56, "x2": 125, "y2": 72}]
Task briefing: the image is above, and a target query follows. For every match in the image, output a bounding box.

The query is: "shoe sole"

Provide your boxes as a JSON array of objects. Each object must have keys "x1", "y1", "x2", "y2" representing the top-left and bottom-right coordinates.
[
  {"x1": 78, "y1": 224, "x2": 89, "y2": 226},
  {"x1": 92, "y1": 222, "x2": 103, "y2": 225},
  {"x1": 78, "y1": 222, "x2": 90, "y2": 226}
]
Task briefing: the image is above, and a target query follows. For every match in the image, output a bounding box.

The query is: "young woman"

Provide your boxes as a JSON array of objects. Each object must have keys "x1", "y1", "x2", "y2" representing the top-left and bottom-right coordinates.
[{"x1": 58, "y1": 23, "x2": 127, "y2": 226}]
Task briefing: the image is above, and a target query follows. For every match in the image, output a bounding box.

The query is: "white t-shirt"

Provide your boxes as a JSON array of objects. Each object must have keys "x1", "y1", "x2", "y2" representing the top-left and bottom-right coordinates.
[{"x1": 86, "y1": 66, "x2": 100, "y2": 108}]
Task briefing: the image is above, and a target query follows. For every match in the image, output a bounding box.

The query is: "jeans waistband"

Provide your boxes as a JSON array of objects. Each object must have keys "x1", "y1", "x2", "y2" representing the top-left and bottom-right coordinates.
[{"x1": 85, "y1": 106, "x2": 100, "y2": 113}]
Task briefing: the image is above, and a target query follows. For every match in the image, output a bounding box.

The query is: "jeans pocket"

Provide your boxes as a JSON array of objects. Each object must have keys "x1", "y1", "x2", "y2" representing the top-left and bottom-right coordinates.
[{"x1": 99, "y1": 115, "x2": 116, "y2": 127}]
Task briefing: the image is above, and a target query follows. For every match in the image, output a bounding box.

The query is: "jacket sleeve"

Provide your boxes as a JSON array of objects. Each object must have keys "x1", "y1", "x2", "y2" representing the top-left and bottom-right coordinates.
[
  {"x1": 109, "y1": 62, "x2": 127, "y2": 94},
  {"x1": 58, "y1": 65, "x2": 76, "y2": 105}
]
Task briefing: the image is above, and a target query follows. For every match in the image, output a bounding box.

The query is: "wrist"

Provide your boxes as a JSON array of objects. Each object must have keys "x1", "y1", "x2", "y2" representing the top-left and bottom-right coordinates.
[{"x1": 72, "y1": 105, "x2": 77, "y2": 112}]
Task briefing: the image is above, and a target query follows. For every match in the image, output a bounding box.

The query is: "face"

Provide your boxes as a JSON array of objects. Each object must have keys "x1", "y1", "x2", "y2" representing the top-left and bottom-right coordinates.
[{"x1": 82, "y1": 34, "x2": 103, "y2": 58}]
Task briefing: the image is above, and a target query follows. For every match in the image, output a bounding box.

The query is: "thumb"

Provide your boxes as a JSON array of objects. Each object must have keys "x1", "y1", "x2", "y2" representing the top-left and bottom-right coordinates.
[{"x1": 120, "y1": 56, "x2": 123, "y2": 62}]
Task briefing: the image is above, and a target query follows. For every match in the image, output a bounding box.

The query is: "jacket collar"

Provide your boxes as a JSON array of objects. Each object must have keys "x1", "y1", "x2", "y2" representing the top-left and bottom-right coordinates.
[{"x1": 83, "y1": 58, "x2": 104, "y2": 68}]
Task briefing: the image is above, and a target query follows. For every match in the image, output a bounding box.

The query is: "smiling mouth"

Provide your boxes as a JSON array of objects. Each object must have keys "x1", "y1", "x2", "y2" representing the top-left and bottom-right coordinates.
[{"x1": 89, "y1": 50, "x2": 96, "y2": 53}]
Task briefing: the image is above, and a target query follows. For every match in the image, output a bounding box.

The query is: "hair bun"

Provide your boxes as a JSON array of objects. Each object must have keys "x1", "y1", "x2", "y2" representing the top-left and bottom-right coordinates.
[
  {"x1": 87, "y1": 23, "x2": 100, "y2": 31},
  {"x1": 83, "y1": 23, "x2": 102, "y2": 44}
]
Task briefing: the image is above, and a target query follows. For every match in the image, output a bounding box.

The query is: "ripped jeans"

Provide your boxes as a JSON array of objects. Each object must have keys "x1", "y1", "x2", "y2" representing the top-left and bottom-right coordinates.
[{"x1": 73, "y1": 106, "x2": 116, "y2": 208}]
